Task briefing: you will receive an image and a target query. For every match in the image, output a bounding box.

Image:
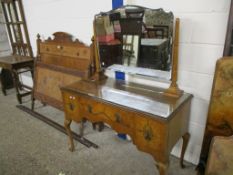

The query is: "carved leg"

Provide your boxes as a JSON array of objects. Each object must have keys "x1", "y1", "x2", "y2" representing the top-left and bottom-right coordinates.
[
  {"x1": 92, "y1": 123, "x2": 96, "y2": 130},
  {"x1": 98, "y1": 122, "x2": 104, "y2": 132},
  {"x1": 180, "y1": 132, "x2": 190, "y2": 168},
  {"x1": 92, "y1": 122, "x2": 104, "y2": 131},
  {"x1": 155, "y1": 162, "x2": 168, "y2": 175},
  {"x1": 64, "y1": 119, "x2": 75, "y2": 152}
]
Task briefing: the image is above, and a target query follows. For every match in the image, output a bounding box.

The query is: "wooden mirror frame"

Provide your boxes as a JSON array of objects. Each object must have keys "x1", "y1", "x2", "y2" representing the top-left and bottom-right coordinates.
[
  {"x1": 164, "y1": 18, "x2": 183, "y2": 97},
  {"x1": 92, "y1": 15, "x2": 183, "y2": 98}
]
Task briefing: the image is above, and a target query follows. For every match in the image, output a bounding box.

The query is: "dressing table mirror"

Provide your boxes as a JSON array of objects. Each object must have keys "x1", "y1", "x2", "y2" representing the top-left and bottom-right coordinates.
[
  {"x1": 61, "y1": 5, "x2": 193, "y2": 175},
  {"x1": 92, "y1": 5, "x2": 182, "y2": 97}
]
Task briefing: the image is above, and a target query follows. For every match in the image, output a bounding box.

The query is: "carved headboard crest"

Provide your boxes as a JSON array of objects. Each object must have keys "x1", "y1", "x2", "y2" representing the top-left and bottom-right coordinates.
[{"x1": 37, "y1": 32, "x2": 86, "y2": 47}]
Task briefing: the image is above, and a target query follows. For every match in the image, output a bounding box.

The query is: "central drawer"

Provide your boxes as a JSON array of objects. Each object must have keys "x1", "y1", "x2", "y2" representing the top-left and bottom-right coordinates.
[{"x1": 78, "y1": 96, "x2": 134, "y2": 130}]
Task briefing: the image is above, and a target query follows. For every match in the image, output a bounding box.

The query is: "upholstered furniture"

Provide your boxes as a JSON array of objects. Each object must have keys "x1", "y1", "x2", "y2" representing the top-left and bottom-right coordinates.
[
  {"x1": 197, "y1": 57, "x2": 233, "y2": 174},
  {"x1": 205, "y1": 136, "x2": 233, "y2": 175}
]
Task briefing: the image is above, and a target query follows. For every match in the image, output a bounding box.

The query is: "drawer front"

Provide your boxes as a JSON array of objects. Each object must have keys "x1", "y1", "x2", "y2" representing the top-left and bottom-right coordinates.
[
  {"x1": 134, "y1": 114, "x2": 166, "y2": 152},
  {"x1": 78, "y1": 96, "x2": 134, "y2": 129},
  {"x1": 62, "y1": 92, "x2": 80, "y2": 121}
]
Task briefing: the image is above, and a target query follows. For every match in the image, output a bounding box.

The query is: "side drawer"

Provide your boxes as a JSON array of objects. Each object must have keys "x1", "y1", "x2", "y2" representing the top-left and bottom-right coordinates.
[
  {"x1": 62, "y1": 92, "x2": 80, "y2": 122},
  {"x1": 134, "y1": 114, "x2": 166, "y2": 152}
]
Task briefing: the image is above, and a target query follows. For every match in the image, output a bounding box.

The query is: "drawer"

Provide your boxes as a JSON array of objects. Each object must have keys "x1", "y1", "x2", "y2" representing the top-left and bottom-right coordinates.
[
  {"x1": 134, "y1": 115, "x2": 166, "y2": 151},
  {"x1": 78, "y1": 96, "x2": 134, "y2": 129},
  {"x1": 62, "y1": 92, "x2": 80, "y2": 121},
  {"x1": 109, "y1": 108, "x2": 134, "y2": 129}
]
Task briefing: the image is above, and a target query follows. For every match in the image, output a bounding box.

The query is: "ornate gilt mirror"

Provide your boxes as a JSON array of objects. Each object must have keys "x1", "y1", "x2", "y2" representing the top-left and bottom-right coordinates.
[{"x1": 92, "y1": 5, "x2": 182, "y2": 97}]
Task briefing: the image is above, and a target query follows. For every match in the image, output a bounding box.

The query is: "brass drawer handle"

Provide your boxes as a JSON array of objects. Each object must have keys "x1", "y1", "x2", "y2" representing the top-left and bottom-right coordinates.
[
  {"x1": 69, "y1": 103, "x2": 75, "y2": 111},
  {"x1": 115, "y1": 113, "x2": 121, "y2": 123},
  {"x1": 143, "y1": 125, "x2": 153, "y2": 141},
  {"x1": 69, "y1": 96, "x2": 76, "y2": 100},
  {"x1": 87, "y1": 105, "x2": 92, "y2": 113},
  {"x1": 57, "y1": 45, "x2": 63, "y2": 50}
]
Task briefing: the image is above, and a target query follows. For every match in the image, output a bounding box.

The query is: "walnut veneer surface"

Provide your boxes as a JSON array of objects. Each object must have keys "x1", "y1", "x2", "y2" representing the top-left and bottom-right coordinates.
[
  {"x1": 32, "y1": 32, "x2": 91, "y2": 110},
  {"x1": 61, "y1": 78, "x2": 193, "y2": 175},
  {"x1": 197, "y1": 57, "x2": 233, "y2": 174}
]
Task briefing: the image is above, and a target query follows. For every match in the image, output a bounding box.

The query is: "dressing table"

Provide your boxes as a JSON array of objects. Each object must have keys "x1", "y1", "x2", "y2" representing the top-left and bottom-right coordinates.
[{"x1": 61, "y1": 5, "x2": 192, "y2": 175}]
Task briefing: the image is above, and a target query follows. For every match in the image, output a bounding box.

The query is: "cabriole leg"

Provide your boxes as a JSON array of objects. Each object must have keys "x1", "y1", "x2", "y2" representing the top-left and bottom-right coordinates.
[
  {"x1": 180, "y1": 132, "x2": 190, "y2": 168},
  {"x1": 64, "y1": 119, "x2": 74, "y2": 152},
  {"x1": 155, "y1": 162, "x2": 168, "y2": 175}
]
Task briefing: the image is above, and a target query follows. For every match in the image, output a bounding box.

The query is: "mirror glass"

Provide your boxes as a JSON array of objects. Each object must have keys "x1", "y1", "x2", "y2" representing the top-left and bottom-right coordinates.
[
  {"x1": 122, "y1": 35, "x2": 139, "y2": 66},
  {"x1": 95, "y1": 5, "x2": 174, "y2": 79}
]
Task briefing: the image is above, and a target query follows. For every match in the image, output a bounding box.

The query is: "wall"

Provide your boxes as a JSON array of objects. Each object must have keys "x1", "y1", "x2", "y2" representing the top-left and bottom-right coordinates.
[
  {"x1": 19, "y1": 0, "x2": 230, "y2": 164},
  {"x1": 125, "y1": 0, "x2": 231, "y2": 164},
  {"x1": 22, "y1": 0, "x2": 112, "y2": 54}
]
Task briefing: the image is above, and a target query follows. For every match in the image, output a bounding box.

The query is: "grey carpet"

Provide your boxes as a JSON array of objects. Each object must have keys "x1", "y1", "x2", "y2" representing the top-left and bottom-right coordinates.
[{"x1": 0, "y1": 89, "x2": 196, "y2": 175}]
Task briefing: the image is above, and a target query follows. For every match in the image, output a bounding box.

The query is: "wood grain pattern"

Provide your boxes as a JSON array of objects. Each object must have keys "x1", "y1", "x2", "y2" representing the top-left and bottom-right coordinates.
[
  {"x1": 61, "y1": 78, "x2": 193, "y2": 175},
  {"x1": 32, "y1": 32, "x2": 91, "y2": 110},
  {"x1": 197, "y1": 57, "x2": 233, "y2": 174},
  {"x1": 0, "y1": 55, "x2": 33, "y2": 103},
  {"x1": 205, "y1": 136, "x2": 233, "y2": 175}
]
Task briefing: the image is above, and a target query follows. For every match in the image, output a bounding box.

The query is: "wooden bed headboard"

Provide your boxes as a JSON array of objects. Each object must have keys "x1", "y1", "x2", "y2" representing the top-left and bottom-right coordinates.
[{"x1": 32, "y1": 32, "x2": 92, "y2": 110}]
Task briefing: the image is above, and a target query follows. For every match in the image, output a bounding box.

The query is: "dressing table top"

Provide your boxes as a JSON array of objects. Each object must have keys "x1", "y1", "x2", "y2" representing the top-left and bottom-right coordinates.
[{"x1": 61, "y1": 78, "x2": 192, "y2": 120}]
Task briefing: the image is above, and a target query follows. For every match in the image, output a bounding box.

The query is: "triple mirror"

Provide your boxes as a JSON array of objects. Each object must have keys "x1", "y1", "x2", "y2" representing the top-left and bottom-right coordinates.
[{"x1": 94, "y1": 5, "x2": 174, "y2": 79}]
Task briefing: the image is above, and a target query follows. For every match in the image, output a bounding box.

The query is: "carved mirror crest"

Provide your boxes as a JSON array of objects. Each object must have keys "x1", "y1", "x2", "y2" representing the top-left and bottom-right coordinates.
[{"x1": 94, "y1": 5, "x2": 174, "y2": 79}]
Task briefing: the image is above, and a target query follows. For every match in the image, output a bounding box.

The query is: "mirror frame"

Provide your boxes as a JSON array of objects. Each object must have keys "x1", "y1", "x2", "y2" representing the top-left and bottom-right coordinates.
[{"x1": 91, "y1": 6, "x2": 183, "y2": 98}]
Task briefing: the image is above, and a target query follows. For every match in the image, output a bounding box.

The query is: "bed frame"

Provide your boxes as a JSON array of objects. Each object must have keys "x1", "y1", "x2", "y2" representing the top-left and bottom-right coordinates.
[{"x1": 32, "y1": 32, "x2": 93, "y2": 110}]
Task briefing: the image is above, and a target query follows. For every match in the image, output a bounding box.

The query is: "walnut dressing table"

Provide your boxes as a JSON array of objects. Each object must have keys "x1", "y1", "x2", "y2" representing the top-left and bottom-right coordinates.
[{"x1": 61, "y1": 78, "x2": 192, "y2": 175}]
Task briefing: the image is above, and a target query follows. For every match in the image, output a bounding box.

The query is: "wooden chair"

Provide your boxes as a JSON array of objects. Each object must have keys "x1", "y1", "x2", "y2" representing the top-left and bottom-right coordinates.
[{"x1": 0, "y1": 0, "x2": 33, "y2": 103}]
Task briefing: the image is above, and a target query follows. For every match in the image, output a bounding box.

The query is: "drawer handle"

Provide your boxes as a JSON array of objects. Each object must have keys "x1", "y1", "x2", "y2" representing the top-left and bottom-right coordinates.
[
  {"x1": 87, "y1": 105, "x2": 92, "y2": 113},
  {"x1": 143, "y1": 125, "x2": 153, "y2": 141},
  {"x1": 77, "y1": 52, "x2": 80, "y2": 56},
  {"x1": 115, "y1": 113, "x2": 121, "y2": 123},
  {"x1": 69, "y1": 103, "x2": 75, "y2": 111},
  {"x1": 69, "y1": 96, "x2": 75, "y2": 100},
  {"x1": 46, "y1": 48, "x2": 50, "y2": 52},
  {"x1": 57, "y1": 45, "x2": 63, "y2": 50}
]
